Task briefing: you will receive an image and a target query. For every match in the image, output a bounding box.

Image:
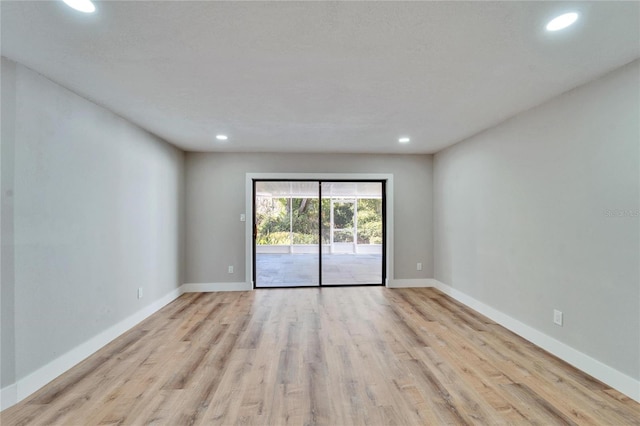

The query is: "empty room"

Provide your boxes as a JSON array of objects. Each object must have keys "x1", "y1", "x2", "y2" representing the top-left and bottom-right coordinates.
[{"x1": 1, "y1": 1, "x2": 639, "y2": 425}]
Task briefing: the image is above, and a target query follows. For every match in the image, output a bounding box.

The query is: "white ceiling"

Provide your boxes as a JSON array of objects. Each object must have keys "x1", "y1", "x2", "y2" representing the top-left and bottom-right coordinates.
[{"x1": 1, "y1": 1, "x2": 638, "y2": 154}]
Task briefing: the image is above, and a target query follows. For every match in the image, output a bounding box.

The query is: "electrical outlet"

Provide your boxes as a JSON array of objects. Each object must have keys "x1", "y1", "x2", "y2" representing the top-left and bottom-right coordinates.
[
  {"x1": 553, "y1": 309, "x2": 563, "y2": 326},
  {"x1": 417, "y1": 262, "x2": 423, "y2": 271},
  {"x1": 228, "y1": 265, "x2": 234, "y2": 274},
  {"x1": 137, "y1": 287, "x2": 143, "y2": 299}
]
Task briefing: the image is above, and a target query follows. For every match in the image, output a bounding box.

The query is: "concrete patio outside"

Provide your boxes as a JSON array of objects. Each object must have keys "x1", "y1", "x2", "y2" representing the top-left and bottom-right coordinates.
[{"x1": 255, "y1": 253, "x2": 383, "y2": 287}]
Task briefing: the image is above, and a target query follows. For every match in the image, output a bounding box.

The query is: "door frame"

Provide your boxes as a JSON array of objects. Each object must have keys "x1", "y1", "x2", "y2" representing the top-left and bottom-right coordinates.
[{"x1": 246, "y1": 173, "x2": 394, "y2": 288}]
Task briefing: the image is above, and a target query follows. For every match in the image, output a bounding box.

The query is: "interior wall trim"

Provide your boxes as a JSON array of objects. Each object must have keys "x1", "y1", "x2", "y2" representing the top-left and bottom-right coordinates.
[
  {"x1": 4, "y1": 279, "x2": 637, "y2": 411},
  {"x1": 431, "y1": 279, "x2": 640, "y2": 403},
  {"x1": 0, "y1": 286, "x2": 184, "y2": 411},
  {"x1": 387, "y1": 278, "x2": 433, "y2": 288},
  {"x1": 0, "y1": 383, "x2": 17, "y2": 412},
  {"x1": 182, "y1": 282, "x2": 252, "y2": 292}
]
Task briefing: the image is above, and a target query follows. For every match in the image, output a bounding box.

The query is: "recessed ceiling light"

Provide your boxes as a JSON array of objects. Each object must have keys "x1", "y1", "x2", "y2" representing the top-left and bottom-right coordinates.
[
  {"x1": 398, "y1": 137, "x2": 410, "y2": 143},
  {"x1": 546, "y1": 12, "x2": 579, "y2": 32},
  {"x1": 216, "y1": 134, "x2": 228, "y2": 141},
  {"x1": 62, "y1": 0, "x2": 96, "y2": 13}
]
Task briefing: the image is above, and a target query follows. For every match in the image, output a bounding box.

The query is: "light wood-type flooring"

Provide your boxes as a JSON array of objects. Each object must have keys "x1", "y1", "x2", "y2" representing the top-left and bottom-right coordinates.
[{"x1": 2, "y1": 287, "x2": 639, "y2": 425}]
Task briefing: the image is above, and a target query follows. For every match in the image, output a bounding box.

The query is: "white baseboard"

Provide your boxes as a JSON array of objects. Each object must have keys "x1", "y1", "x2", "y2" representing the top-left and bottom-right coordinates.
[
  {"x1": 431, "y1": 279, "x2": 640, "y2": 403},
  {"x1": 6, "y1": 280, "x2": 636, "y2": 412},
  {"x1": 182, "y1": 282, "x2": 252, "y2": 292},
  {"x1": 0, "y1": 383, "x2": 17, "y2": 412},
  {"x1": 387, "y1": 278, "x2": 433, "y2": 288},
  {"x1": 0, "y1": 286, "x2": 183, "y2": 411}
]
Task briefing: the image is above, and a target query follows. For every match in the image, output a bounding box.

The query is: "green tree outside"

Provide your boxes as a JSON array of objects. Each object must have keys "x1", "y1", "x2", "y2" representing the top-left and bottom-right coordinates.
[{"x1": 256, "y1": 197, "x2": 382, "y2": 246}]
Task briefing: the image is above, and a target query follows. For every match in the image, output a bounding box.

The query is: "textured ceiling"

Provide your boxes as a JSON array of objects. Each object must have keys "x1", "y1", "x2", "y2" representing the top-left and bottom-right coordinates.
[{"x1": 1, "y1": 1, "x2": 639, "y2": 154}]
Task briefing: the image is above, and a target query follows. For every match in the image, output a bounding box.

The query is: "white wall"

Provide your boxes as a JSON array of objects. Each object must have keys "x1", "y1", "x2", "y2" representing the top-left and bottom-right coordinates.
[
  {"x1": 434, "y1": 60, "x2": 639, "y2": 382},
  {"x1": 3, "y1": 50, "x2": 636, "y2": 408},
  {"x1": 185, "y1": 153, "x2": 433, "y2": 284},
  {"x1": 1, "y1": 58, "x2": 185, "y2": 393},
  {"x1": 1, "y1": 58, "x2": 18, "y2": 391}
]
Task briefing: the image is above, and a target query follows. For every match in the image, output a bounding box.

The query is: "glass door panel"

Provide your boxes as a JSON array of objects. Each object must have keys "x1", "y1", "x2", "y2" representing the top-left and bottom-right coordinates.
[
  {"x1": 254, "y1": 181, "x2": 319, "y2": 287},
  {"x1": 254, "y1": 180, "x2": 385, "y2": 288},
  {"x1": 320, "y1": 182, "x2": 384, "y2": 286}
]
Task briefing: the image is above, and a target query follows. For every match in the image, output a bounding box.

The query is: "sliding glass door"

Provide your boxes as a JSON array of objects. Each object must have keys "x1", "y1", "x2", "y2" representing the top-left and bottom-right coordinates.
[
  {"x1": 320, "y1": 182, "x2": 384, "y2": 285},
  {"x1": 254, "y1": 181, "x2": 319, "y2": 287},
  {"x1": 253, "y1": 180, "x2": 385, "y2": 288}
]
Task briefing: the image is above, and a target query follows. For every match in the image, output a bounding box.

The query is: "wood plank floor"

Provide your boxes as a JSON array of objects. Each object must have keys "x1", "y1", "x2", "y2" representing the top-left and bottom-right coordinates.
[{"x1": 2, "y1": 287, "x2": 639, "y2": 425}]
